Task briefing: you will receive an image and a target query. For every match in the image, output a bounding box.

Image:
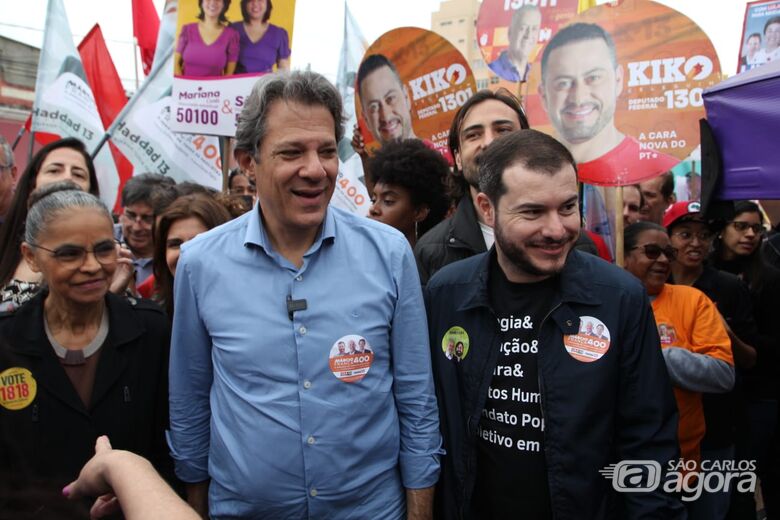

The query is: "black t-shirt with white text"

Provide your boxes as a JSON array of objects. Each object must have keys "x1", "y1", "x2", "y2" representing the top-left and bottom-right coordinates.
[{"x1": 471, "y1": 255, "x2": 557, "y2": 519}]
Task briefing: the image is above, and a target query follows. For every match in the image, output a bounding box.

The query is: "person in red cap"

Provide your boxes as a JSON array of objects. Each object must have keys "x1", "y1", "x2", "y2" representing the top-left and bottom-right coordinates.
[{"x1": 664, "y1": 200, "x2": 759, "y2": 518}]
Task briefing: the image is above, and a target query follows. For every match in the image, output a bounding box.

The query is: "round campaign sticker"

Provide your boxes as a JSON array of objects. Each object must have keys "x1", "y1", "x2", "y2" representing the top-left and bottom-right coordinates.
[
  {"x1": 563, "y1": 316, "x2": 611, "y2": 363},
  {"x1": 441, "y1": 326, "x2": 470, "y2": 362},
  {"x1": 524, "y1": 0, "x2": 721, "y2": 186},
  {"x1": 0, "y1": 367, "x2": 37, "y2": 411},
  {"x1": 329, "y1": 335, "x2": 374, "y2": 383},
  {"x1": 476, "y1": 0, "x2": 580, "y2": 83},
  {"x1": 355, "y1": 27, "x2": 477, "y2": 163}
]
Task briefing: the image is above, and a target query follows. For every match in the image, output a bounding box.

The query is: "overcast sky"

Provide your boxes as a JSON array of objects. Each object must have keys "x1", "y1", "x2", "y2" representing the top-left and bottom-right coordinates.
[{"x1": 0, "y1": 0, "x2": 751, "y2": 91}]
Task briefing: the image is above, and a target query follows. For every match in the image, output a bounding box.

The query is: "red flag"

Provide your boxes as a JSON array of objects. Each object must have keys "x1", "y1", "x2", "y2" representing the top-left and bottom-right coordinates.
[
  {"x1": 132, "y1": 0, "x2": 160, "y2": 76},
  {"x1": 78, "y1": 24, "x2": 133, "y2": 212}
]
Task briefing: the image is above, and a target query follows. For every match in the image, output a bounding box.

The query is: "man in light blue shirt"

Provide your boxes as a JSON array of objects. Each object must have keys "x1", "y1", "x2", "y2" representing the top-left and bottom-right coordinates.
[{"x1": 168, "y1": 71, "x2": 441, "y2": 519}]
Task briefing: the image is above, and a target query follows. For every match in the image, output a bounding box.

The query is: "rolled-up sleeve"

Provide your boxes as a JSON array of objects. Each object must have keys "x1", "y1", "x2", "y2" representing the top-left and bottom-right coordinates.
[
  {"x1": 391, "y1": 245, "x2": 442, "y2": 489},
  {"x1": 167, "y1": 251, "x2": 213, "y2": 483}
]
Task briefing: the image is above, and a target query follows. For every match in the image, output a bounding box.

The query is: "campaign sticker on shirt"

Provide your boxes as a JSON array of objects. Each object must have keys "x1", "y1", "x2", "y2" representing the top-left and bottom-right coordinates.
[
  {"x1": 0, "y1": 367, "x2": 37, "y2": 411},
  {"x1": 657, "y1": 323, "x2": 678, "y2": 346},
  {"x1": 329, "y1": 335, "x2": 374, "y2": 383},
  {"x1": 563, "y1": 317, "x2": 611, "y2": 363},
  {"x1": 442, "y1": 326, "x2": 470, "y2": 362}
]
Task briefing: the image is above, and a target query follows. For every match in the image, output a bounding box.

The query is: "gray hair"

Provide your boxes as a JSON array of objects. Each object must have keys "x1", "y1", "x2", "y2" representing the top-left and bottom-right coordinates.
[
  {"x1": 121, "y1": 172, "x2": 176, "y2": 208},
  {"x1": 234, "y1": 70, "x2": 345, "y2": 160},
  {"x1": 0, "y1": 136, "x2": 13, "y2": 169},
  {"x1": 25, "y1": 181, "x2": 111, "y2": 243}
]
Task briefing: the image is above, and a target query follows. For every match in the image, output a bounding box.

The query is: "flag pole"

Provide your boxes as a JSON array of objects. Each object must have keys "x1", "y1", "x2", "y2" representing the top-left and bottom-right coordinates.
[
  {"x1": 11, "y1": 122, "x2": 27, "y2": 151},
  {"x1": 27, "y1": 131, "x2": 35, "y2": 164},
  {"x1": 133, "y1": 37, "x2": 140, "y2": 89}
]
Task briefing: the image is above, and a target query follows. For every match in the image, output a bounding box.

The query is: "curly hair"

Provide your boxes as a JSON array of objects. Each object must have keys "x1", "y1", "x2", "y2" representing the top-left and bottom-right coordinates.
[{"x1": 368, "y1": 139, "x2": 449, "y2": 237}]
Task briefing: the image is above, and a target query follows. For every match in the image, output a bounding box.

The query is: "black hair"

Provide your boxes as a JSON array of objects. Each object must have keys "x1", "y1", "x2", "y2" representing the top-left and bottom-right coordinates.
[
  {"x1": 446, "y1": 88, "x2": 529, "y2": 202},
  {"x1": 541, "y1": 23, "x2": 617, "y2": 79},
  {"x1": 0, "y1": 137, "x2": 99, "y2": 286},
  {"x1": 660, "y1": 172, "x2": 675, "y2": 199},
  {"x1": 356, "y1": 54, "x2": 402, "y2": 98},
  {"x1": 711, "y1": 200, "x2": 768, "y2": 291},
  {"x1": 624, "y1": 221, "x2": 667, "y2": 254},
  {"x1": 747, "y1": 32, "x2": 762, "y2": 42},
  {"x1": 368, "y1": 139, "x2": 449, "y2": 237},
  {"x1": 240, "y1": 0, "x2": 272, "y2": 23},
  {"x1": 764, "y1": 16, "x2": 780, "y2": 34},
  {"x1": 477, "y1": 129, "x2": 575, "y2": 206},
  {"x1": 228, "y1": 169, "x2": 249, "y2": 189},
  {"x1": 197, "y1": 0, "x2": 232, "y2": 24}
]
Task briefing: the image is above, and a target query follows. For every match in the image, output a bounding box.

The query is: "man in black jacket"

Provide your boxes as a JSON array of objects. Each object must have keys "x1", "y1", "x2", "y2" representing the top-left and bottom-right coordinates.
[
  {"x1": 414, "y1": 90, "x2": 600, "y2": 285},
  {"x1": 414, "y1": 89, "x2": 529, "y2": 285},
  {"x1": 425, "y1": 129, "x2": 683, "y2": 519}
]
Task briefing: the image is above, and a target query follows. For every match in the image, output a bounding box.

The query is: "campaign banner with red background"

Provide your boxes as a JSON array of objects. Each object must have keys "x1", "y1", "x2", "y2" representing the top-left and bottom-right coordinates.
[
  {"x1": 524, "y1": 0, "x2": 720, "y2": 187},
  {"x1": 355, "y1": 27, "x2": 477, "y2": 162},
  {"x1": 477, "y1": 0, "x2": 580, "y2": 83}
]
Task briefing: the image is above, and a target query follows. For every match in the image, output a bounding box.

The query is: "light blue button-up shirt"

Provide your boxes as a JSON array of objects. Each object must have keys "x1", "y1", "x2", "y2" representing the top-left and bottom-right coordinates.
[{"x1": 168, "y1": 205, "x2": 441, "y2": 519}]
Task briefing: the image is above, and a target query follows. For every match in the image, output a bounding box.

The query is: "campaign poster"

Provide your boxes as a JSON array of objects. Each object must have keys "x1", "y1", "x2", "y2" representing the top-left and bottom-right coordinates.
[
  {"x1": 477, "y1": 0, "x2": 580, "y2": 83},
  {"x1": 737, "y1": 0, "x2": 780, "y2": 74},
  {"x1": 524, "y1": 0, "x2": 720, "y2": 187},
  {"x1": 354, "y1": 27, "x2": 477, "y2": 163},
  {"x1": 110, "y1": 49, "x2": 223, "y2": 189},
  {"x1": 172, "y1": 0, "x2": 296, "y2": 135}
]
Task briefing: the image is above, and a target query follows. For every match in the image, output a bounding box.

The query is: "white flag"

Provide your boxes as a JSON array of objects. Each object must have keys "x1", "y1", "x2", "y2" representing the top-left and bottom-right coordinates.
[
  {"x1": 336, "y1": 1, "x2": 368, "y2": 162},
  {"x1": 152, "y1": 0, "x2": 178, "y2": 71},
  {"x1": 332, "y1": 2, "x2": 370, "y2": 215},
  {"x1": 108, "y1": 47, "x2": 222, "y2": 189},
  {"x1": 32, "y1": 0, "x2": 119, "y2": 207}
]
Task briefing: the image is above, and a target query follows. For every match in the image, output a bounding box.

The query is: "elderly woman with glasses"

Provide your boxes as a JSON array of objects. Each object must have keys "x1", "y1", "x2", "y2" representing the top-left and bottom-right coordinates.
[
  {"x1": 0, "y1": 182, "x2": 173, "y2": 502},
  {"x1": 623, "y1": 221, "x2": 734, "y2": 507},
  {"x1": 0, "y1": 138, "x2": 133, "y2": 313}
]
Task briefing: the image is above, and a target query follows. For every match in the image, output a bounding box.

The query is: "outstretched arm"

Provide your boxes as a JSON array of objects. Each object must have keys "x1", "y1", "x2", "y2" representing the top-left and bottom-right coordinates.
[{"x1": 64, "y1": 436, "x2": 199, "y2": 520}]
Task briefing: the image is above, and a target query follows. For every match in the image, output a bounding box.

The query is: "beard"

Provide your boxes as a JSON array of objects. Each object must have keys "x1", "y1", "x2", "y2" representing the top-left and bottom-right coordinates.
[
  {"x1": 553, "y1": 100, "x2": 615, "y2": 144},
  {"x1": 494, "y1": 216, "x2": 577, "y2": 278}
]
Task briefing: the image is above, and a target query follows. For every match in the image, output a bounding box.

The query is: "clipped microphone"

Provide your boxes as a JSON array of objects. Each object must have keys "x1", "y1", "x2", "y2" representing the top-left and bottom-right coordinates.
[{"x1": 287, "y1": 295, "x2": 308, "y2": 321}]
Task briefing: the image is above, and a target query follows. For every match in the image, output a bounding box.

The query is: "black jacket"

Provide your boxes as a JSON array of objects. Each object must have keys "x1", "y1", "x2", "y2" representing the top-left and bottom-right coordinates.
[
  {"x1": 0, "y1": 291, "x2": 172, "y2": 496},
  {"x1": 415, "y1": 195, "x2": 486, "y2": 286},
  {"x1": 424, "y1": 250, "x2": 684, "y2": 519}
]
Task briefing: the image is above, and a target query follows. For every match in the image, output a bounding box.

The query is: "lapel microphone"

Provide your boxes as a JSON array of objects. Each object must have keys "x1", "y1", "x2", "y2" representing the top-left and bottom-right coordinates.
[{"x1": 287, "y1": 295, "x2": 308, "y2": 321}]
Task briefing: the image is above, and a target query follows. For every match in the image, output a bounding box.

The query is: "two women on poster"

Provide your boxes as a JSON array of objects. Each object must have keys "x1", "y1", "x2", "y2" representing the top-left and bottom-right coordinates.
[{"x1": 175, "y1": 0, "x2": 290, "y2": 77}]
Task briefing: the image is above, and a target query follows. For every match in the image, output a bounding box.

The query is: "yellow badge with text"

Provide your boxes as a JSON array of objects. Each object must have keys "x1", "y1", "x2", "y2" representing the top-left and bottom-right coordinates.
[
  {"x1": 0, "y1": 367, "x2": 37, "y2": 410},
  {"x1": 442, "y1": 326, "x2": 470, "y2": 362}
]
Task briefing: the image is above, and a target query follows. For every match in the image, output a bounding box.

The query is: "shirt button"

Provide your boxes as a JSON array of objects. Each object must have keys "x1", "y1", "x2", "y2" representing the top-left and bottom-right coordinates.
[
  {"x1": 566, "y1": 320, "x2": 573, "y2": 326},
  {"x1": 299, "y1": 326, "x2": 307, "y2": 335},
  {"x1": 307, "y1": 435, "x2": 315, "y2": 445},
  {"x1": 296, "y1": 275, "x2": 303, "y2": 281},
  {"x1": 303, "y1": 380, "x2": 312, "y2": 389},
  {"x1": 310, "y1": 488, "x2": 318, "y2": 497}
]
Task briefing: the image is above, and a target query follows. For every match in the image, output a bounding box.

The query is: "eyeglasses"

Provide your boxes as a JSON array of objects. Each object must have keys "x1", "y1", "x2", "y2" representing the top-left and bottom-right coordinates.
[
  {"x1": 123, "y1": 210, "x2": 155, "y2": 225},
  {"x1": 731, "y1": 221, "x2": 764, "y2": 234},
  {"x1": 631, "y1": 244, "x2": 678, "y2": 260},
  {"x1": 671, "y1": 230, "x2": 713, "y2": 242},
  {"x1": 28, "y1": 240, "x2": 118, "y2": 269}
]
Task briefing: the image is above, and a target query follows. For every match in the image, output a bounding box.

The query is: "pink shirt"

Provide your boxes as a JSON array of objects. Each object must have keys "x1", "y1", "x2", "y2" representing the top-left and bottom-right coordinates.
[{"x1": 176, "y1": 23, "x2": 239, "y2": 77}]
